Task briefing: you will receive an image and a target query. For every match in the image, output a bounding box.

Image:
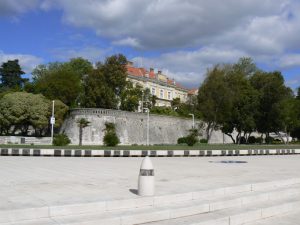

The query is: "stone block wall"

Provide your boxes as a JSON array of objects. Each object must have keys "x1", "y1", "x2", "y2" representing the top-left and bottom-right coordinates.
[{"x1": 61, "y1": 108, "x2": 233, "y2": 145}]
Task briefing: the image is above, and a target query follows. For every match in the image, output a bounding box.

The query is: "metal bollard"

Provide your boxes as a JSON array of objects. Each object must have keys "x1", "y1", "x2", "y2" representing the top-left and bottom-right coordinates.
[{"x1": 138, "y1": 156, "x2": 155, "y2": 196}]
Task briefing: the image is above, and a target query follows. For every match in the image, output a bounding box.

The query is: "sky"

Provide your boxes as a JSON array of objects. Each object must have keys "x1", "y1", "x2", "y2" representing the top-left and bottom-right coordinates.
[{"x1": 0, "y1": 0, "x2": 299, "y2": 91}]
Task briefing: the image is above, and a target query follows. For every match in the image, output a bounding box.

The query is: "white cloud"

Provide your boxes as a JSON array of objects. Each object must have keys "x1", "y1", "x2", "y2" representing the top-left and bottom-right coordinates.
[
  {"x1": 0, "y1": 51, "x2": 43, "y2": 73},
  {"x1": 50, "y1": 46, "x2": 111, "y2": 62},
  {"x1": 132, "y1": 46, "x2": 246, "y2": 88},
  {"x1": 42, "y1": 0, "x2": 296, "y2": 50},
  {"x1": 0, "y1": 0, "x2": 39, "y2": 17},
  {"x1": 112, "y1": 37, "x2": 141, "y2": 48},
  {"x1": 279, "y1": 54, "x2": 300, "y2": 68}
]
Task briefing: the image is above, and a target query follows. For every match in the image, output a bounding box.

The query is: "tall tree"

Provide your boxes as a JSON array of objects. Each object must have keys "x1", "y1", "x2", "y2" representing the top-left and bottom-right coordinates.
[
  {"x1": 33, "y1": 67, "x2": 81, "y2": 106},
  {"x1": 0, "y1": 59, "x2": 26, "y2": 89},
  {"x1": 99, "y1": 54, "x2": 127, "y2": 96},
  {"x1": 67, "y1": 57, "x2": 93, "y2": 78},
  {"x1": 250, "y1": 71, "x2": 291, "y2": 139},
  {"x1": 82, "y1": 68, "x2": 118, "y2": 108},
  {"x1": 221, "y1": 59, "x2": 259, "y2": 143},
  {"x1": 198, "y1": 65, "x2": 232, "y2": 141},
  {"x1": 82, "y1": 54, "x2": 127, "y2": 109}
]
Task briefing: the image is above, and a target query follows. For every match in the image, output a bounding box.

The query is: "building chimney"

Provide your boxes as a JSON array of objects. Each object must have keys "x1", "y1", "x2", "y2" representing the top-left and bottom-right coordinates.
[
  {"x1": 150, "y1": 68, "x2": 154, "y2": 72},
  {"x1": 158, "y1": 70, "x2": 162, "y2": 74}
]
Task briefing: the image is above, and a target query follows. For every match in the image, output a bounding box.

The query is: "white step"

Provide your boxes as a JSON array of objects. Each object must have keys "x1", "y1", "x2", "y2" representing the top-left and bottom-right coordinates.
[
  {"x1": 244, "y1": 210, "x2": 300, "y2": 225},
  {"x1": 144, "y1": 197, "x2": 300, "y2": 225},
  {"x1": 3, "y1": 183, "x2": 300, "y2": 225},
  {"x1": 1, "y1": 178, "x2": 299, "y2": 225}
]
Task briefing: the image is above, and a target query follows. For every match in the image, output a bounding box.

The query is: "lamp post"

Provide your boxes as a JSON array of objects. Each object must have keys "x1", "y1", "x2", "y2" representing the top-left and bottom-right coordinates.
[
  {"x1": 50, "y1": 100, "x2": 55, "y2": 144},
  {"x1": 144, "y1": 108, "x2": 150, "y2": 146},
  {"x1": 189, "y1": 113, "x2": 195, "y2": 129}
]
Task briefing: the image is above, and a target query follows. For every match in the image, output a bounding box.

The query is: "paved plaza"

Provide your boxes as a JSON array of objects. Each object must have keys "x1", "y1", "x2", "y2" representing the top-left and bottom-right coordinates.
[{"x1": 1, "y1": 155, "x2": 300, "y2": 211}]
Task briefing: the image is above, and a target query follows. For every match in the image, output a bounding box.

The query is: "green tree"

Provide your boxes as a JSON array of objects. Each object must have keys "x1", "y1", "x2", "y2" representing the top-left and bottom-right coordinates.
[
  {"x1": 82, "y1": 54, "x2": 128, "y2": 109},
  {"x1": 67, "y1": 57, "x2": 93, "y2": 79},
  {"x1": 0, "y1": 92, "x2": 50, "y2": 135},
  {"x1": 221, "y1": 60, "x2": 259, "y2": 143},
  {"x1": 0, "y1": 59, "x2": 27, "y2": 89},
  {"x1": 250, "y1": 71, "x2": 291, "y2": 139},
  {"x1": 198, "y1": 65, "x2": 232, "y2": 141},
  {"x1": 120, "y1": 82, "x2": 143, "y2": 111},
  {"x1": 33, "y1": 67, "x2": 81, "y2": 106},
  {"x1": 52, "y1": 100, "x2": 69, "y2": 130},
  {"x1": 77, "y1": 118, "x2": 90, "y2": 146},
  {"x1": 99, "y1": 54, "x2": 127, "y2": 96},
  {"x1": 82, "y1": 68, "x2": 118, "y2": 108}
]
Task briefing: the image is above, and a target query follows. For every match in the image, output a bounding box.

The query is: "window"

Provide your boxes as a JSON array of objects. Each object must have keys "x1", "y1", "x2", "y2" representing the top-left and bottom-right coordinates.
[
  {"x1": 160, "y1": 89, "x2": 164, "y2": 98},
  {"x1": 152, "y1": 87, "x2": 156, "y2": 95},
  {"x1": 168, "y1": 91, "x2": 171, "y2": 100}
]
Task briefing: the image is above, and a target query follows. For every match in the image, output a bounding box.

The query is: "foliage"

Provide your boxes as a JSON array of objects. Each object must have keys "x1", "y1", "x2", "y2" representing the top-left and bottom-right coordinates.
[
  {"x1": 33, "y1": 66, "x2": 82, "y2": 106},
  {"x1": 177, "y1": 137, "x2": 187, "y2": 144},
  {"x1": 0, "y1": 92, "x2": 49, "y2": 135},
  {"x1": 177, "y1": 129, "x2": 199, "y2": 146},
  {"x1": 0, "y1": 59, "x2": 27, "y2": 89},
  {"x1": 0, "y1": 92, "x2": 68, "y2": 136},
  {"x1": 150, "y1": 106, "x2": 178, "y2": 116},
  {"x1": 100, "y1": 54, "x2": 127, "y2": 96},
  {"x1": 198, "y1": 65, "x2": 232, "y2": 141},
  {"x1": 53, "y1": 133, "x2": 71, "y2": 146},
  {"x1": 120, "y1": 82, "x2": 143, "y2": 111},
  {"x1": 103, "y1": 122, "x2": 119, "y2": 146},
  {"x1": 185, "y1": 129, "x2": 199, "y2": 146},
  {"x1": 52, "y1": 100, "x2": 69, "y2": 129},
  {"x1": 68, "y1": 57, "x2": 93, "y2": 78},
  {"x1": 200, "y1": 138, "x2": 208, "y2": 143},
  {"x1": 77, "y1": 118, "x2": 90, "y2": 146},
  {"x1": 250, "y1": 71, "x2": 291, "y2": 137},
  {"x1": 82, "y1": 68, "x2": 118, "y2": 108},
  {"x1": 248, "y1": 136, "x2": 256, "y2": 144},
  {"x1": 265, "y1": 136, "x2": 274, "y2": 144},
  {"x1": 82, "y1": 54, "x2": 127, "y2": 109}
]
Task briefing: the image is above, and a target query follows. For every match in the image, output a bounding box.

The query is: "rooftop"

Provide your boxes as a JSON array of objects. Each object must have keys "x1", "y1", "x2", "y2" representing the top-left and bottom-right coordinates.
[{"x1": 126, "y1": 61, "x2": 192, "y2": 92}]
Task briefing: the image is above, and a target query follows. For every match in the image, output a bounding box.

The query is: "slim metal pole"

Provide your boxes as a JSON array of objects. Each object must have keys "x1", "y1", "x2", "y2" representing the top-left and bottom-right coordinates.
[
  {"x1": 189, "y1": 113, "x2": 195, "y2": 129},
  {"x1": 51, "y1": 100, "x2": 55, "y2": 144},
  {"x1": 147, "y1": 109, "x2": 149, "y2": 146}
]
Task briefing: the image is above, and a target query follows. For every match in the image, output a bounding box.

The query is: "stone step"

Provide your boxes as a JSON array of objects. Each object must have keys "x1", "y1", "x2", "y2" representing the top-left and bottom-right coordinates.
[
  {"x1": 3, "y1": 183, "x2": 300, "y2": 225},
  {"x1": 143, "y1": 197, "x2": 300, "y2": 225},
  {"x1": 1, "y1": 178, "x2": 299, "y2": 224},
  {"x1": 244, "y1": 210, "x2": 300, "y2": 225}
]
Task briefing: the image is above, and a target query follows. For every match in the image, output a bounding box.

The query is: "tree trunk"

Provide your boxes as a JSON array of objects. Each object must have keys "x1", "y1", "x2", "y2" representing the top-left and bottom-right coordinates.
[
  {"x1": 225, "y1": 133, "x2": 236, "y2": 144},
  {"x1": 79, "y1": 126, "x2": 83, "y2": 146}
]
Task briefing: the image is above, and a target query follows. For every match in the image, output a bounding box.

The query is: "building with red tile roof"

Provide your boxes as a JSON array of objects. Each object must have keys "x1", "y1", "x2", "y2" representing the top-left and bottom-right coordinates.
[{"x1": 125, "y1": 62, "x2": 193, "y2": 107}]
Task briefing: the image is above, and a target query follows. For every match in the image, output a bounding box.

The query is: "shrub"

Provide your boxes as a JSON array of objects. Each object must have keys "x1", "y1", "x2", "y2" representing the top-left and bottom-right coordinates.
[
  {"x1": 103, "y1": 122, "x2": 120, "y2": 147},
  {"x1": 248, "y1": 136, "x2": 256, "y2": 144},
  {"x1": 53, "y1": 134, "x2": 71, "y2": 146},
  {"x1": 103, "y1": 132, "x2": 119, "y2": 146},
  {"x1": 185, "y1": 135, "x2": 198, "y2": 146},
  {"x1": 177, "y1": 137, "x2": 187, "y2": 144},
  {"x1": 255, "y1": 137, "x2": 263, "y2": 144},
  {"x1": 238, "y1": 136, "x2": 246, "y2": 144},
  {"x1": 177, "y1": 129, "x2": 199, "y2": 146},
  {"x1": 200, "y1": 138, "x2": 208, "y2": 143},
  {"x1": 265, "y1": 136, "x2": 274, "y2": 144}
]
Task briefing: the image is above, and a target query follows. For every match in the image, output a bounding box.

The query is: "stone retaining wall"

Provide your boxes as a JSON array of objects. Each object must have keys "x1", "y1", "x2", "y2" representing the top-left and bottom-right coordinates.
[{"x1": 61, "y1": 108, "x2": 234, "y2": 145}]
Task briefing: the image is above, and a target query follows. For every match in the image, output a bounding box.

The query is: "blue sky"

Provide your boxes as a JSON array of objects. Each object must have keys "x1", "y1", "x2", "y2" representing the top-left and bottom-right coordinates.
[{"x1": 0, "y1": 0, "x2": 299, "y2": 91}]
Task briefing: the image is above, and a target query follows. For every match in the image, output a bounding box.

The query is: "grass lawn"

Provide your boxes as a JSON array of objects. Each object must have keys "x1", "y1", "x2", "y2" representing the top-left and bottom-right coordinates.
[{"x1": 0, "y1": 144, "x2": 299, "y2": 150}]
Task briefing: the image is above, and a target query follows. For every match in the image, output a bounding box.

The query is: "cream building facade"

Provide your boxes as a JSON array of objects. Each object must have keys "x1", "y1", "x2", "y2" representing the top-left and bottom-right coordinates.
[{"x1": 126, "y1": 62, "x2": 189, "y2": 107}]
